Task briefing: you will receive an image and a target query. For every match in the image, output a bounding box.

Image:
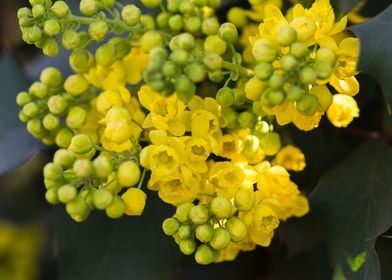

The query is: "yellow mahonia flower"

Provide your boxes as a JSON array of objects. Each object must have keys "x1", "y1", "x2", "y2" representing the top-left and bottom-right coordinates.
[
  {"x1": 327, "y1": 94, "x2": 359, "y2": 127},
  {"x1": 123, "y1": 47, "x2": 149, "y2": 85},
  {"x1": 272, "y1": 145, "x2": 306, "y2": 171},
  {"x1": 140, "y1": 144, "x2": 180, "y2": 176},
  {"x1": 121, "y1": 188, "x2": 147, "y2": 216},
  {"x1": 247, "y1": 0, "x2": 283, "y2": 22},
  {"x1": 292, "y1": 110, "x2": 324, "y2": 131},
  {"x1": 209, "y1": 161, "x2": 245, "y2": 198}
]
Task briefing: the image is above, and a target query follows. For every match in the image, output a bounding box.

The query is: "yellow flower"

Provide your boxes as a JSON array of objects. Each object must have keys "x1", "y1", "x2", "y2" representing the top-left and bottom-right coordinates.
[
  {"x1": 140, "y1": 144, "x2": 180, "y2": 176},
  {"x1": 209, "y1": 161, "x2": 245, "y2": 198},
  {"x1": 247, "y1": 0, "x2": 283, "y2": 22},
  {"x1": 293, "y1": 195, "x2": 310, "y2": 217},
  {"x1": 219, "y1": 134, "x2": 242, "y2": 159},
  {"x1": 273, "y1": 145, "x2": 306, "y2": 171},
  {"x1": 123, "y1": 47, "x2": 149, "y2": 85},
  {"x1": 252, "y1": 204, "x2": 280, "y2": 233},
  {"x1": 292, "y1": 110, "x2": 324, "y2": 131},
  {"x1": 327, "y1": 94, "x2": 359, "y2": 127},
  {"x1": 121, "y1": 188, "x2": 147, "y2": 216}
]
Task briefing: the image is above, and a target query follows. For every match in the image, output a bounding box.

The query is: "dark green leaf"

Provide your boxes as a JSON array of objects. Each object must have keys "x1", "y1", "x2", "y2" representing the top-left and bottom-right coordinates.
[
  {"x1": 311, "y1": 141, "x2": 392, "y2": 280},
  {"x1": 349, "y1": 5, "x2": 392, "y2": 110}
]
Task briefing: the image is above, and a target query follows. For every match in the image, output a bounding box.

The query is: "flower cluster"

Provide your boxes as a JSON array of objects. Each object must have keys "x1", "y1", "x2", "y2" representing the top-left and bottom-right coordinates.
[{"x1": 16, "y1": 0, "x2": 361, "y2": 264}]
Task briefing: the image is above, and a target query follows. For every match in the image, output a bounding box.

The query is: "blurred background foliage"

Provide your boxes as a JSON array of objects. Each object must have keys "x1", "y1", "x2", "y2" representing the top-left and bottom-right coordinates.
[{"x1": 0, "y1": 0, "x2": 391, "y2": 279}]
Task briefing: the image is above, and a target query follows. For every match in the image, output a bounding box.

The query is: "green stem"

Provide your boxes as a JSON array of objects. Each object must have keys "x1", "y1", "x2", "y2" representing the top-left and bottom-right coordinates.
[
  {"x1": 221, "y1": 61, "x2": 254, "y2": 78},
  {"x1": 137, "y1": 168, "x2": 147, "y2": 189},
  {"x1": 67, "y1": 15, "x2": 133, "y2": 33}
]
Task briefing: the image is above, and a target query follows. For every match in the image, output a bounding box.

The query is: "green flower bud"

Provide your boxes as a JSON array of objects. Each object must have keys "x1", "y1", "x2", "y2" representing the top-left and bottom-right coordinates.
[
  {"x1": 18, "y1": 111, "x2": 29, "y2": 122},
  {"x1": 66, "y1": 195, "x2": 89, "y2": 217},
  {"x1": 70, "y1": 49, "x2": 94, "y2": 73},
  {"x1": 68, "y1": 134, "x2": 93, "y2": 154},
  {"x1": 169, "y1": 49, "x2": 190, "y2": 65},
  {"x1": 179, "y1": 1, "x2": 193, "y2": 14},
  {"x1": 252, "y1": 39, "x2": 277, "y2": 62},
  {"x1": 45, "y1": 187, "x2": 59, "y2": 204},
  {"x1": 140, "y1": 31, "x2": 163, "y2": 52},
  {"x1": 162, "y1": 217, "x2": 180, "y2": 236},
  {"x1": 105, "y1": 196, "x2": 125, "y2": 219},
  {"x1": 44, "y1": 19, "x2": 61, "y2": 36},
  {"x1": 89, "y1": 21, "x2": 108, "y2": 41},
  {"x1": 169, "y1": 15, "x2": 183, "y2": 32},
  {"x1": 61, "y1": 30, "x2": 80, "y2": 50},
  {"x1": 175, "y1": 75, "x2": 196, "y2": 102},
  {"x1": 260, "y1": 132, "x2": 281, "y2": 156},
  {"x1": 226, "y1": 217, "x2": 248, "y2": 242},
  {"x1": 66, "y1": 106, "x2": 87, "y2": 129},
  {"x1": 210, "y1": 197, "x2": 232, "y2": 219},
  {"x1": 22, "y1": 102, "x2": 40, "y2": 118},
  {"x1": 93, "y1": 156, "x2": 113, "y2": 178},
  {"x1": 315, "y1": 47, "x2": 336, "y2": 66},
  {"x1": 141, "y1": 0, "x2": 162, "y2": 8},
  {"x1": 313, "y1": 60, "x2": 333, "y2": 79},
  {"x1": 140, "y1": 15, "x2": 155, "y2": 29},
  {"x1": 162, "y1": 61, "x2": 181, "y2": 78},
  {"x1": 216, "y1": 87, "x2": 234, "y2": 107},
  {"x1": 43, "y1": 39, "x2": 60, "y2": 57},
  {"x1": 227, "y1": 7, "x2": 248, "y2": 28},
  {"x1": 18, "y1": 7, "x2": 32, "y2": 19},
  {"x1": 202, "y1": 17, "x2": 220, "y2": 35},
  {"x1": 196, "y1": 224, "x2": 214, "y2": 243},
  {"x1": 40, "y1": 67, "x2": 63, "y2": 87},
  {"x1": 29, "y1": 0, "x2": 45, "y2": 5},
  {"x1": 53, "y1": 149, "x2": 76, "y2": 168},
  {"x1": 204, "y1": 35, "x2": 227, "y2": 56},
  {"x1": 157, "y1": 12, "x2": 170, "y2": 28},
  {"x1": 208, "y1": 70, "x2": 224, "y2": 83},
  {"x1": 184, "y1": 16, "x2": 202, "y2": 33},
  {"x1": 238, "y1": 111, "x2": 257, "y2": 129},
  {"x1": 276, "y1": 25, "x2": 297, "y2": 46},
  {"x1": 30, "y1": 81, "x2": 48, "y2": 99},
  {"x1": 32, "y1": 4, "x2": 45, "y2": 18},
  {"x1": 290, "y1": 42, "x2": 309, "y2": 59},
  {"x1": 58, "y1": 184, "x2": 77, "y2": 203},
  {"x1": 16, "y1": 92, "x2": 32, "y2": 106},
  {"x1": 48, "y1": 95, "x2": 68, "y2": 115},
  {"x1": 93, "y1": 188, "x2": 113, "y2": 210},
  {"x1": 180, "y1": 239, "x2": 196, "y2": 255},
  {"x1": 73, "y1": 159, "x2": 94, "y2": 178},
  {"x1": 99, "y1": 0, "x2": 115, "y2": 8},
  {"x1": 122, "y1": 5, "x2": 141, "y2": 26},
  {"x1": 44, "y1": 162, "x2": 63, "y2": 180},
  {"x1": 26, "y1": 26, "x2": 42, "y2": 43},
  {"x1": 64, "y1": 74, "x2": 89, "y2": 96},
  {"x1": 27, "y1": 118, "x2": 44, "y2": 137},
  {"x1": 55, "y1": 127, "x2": 74, "y2": 148},
  {"x1": 167, "y1": 0, "x2": 180, "y2": 12},
  {"x1": 299, "y1": 66, "x2": 317, "y2": 84},
  {"x1": 254, "y1": 62, "x2": 273, "y2": 80},
  {"x1": 184, "y1": 63, "x2": 206, "y2": 83},
  {"x1": 234, "y1": 188, "x2": 255, "y2": 211},
  {"x1": 296, "y1": 94, "x2": 319, "y2": 116},
  {"x1": 43, "y1": 113, "x2": 60, "y2": 130},
  {"x1": 207, "y1": 0, "x2": 221, "y2": 8},
  {"x1": 195, "y1": 245, "x2": 216, "y2": 265},
  {"x1": 311, "y1": 86, "x2": 332, "y2": 111},
  {"x1": 77, "y1": 31, "x2": 91, "y2": 48},
  {"x1": 281, "y1": 54, "x2": 298, "y2": 72},
  {"x1": 175, "y1": 202, "x2": 193, "y2": 222},
  {"x1": 80, "y1": 0, "x2": 98, "y2": 16},
  {"x1": 194, "y1": 0, "x2": 207, "y2": 6},
  {"x1": 177, "y1": 33, "x2": 195, "y2": 50},
  {"x1": 203, "y1": 52, "x2": 222, "y2": 71},
  {"x1": 269, "y1": 74, "x2": 285, "y2": 89},
  {"x1": 117, "y1": 160, "x2": 141, "y2": 187},
  {"x1": 210, "y1": 228, "x2": 231, "y2": 249},
  {"x1": 243, "y1": 135, "x2": 259, "y2": 157},
  {"x1": 95, "y1": 44, "x2": 117, "y2": 67},
  {"x1": 50, "y1": 1, "x2": 70, "y2": 18},
  {"x1": 222, "y1": 107, "x2": 238, "y2": 128},
  {"x1": 286, "y1": 85, "x2": 304, "y2": 101},
  {"x1": 109, "y1": 38, "x2": 131, "y2": 59},
  {"x1": 233, "y1": 88, "x2": 246, "y2": 106},
  {"x1": 177, "y1": 224, "x2": 193, "y2": 240},
  {"x1": 189, "y1": 205, "x2": 209, "y2": 225},
  {"x1": 219, "y1": 22, "x2": 238, "y2": 44}
]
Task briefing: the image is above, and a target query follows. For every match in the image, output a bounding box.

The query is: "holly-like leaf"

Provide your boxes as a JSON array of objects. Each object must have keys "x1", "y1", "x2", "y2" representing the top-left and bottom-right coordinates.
[
  {"x1": 349, "y1": 5, "x2": 392, "y2": 109},
  {"x1": 310, "y1": 141, "x2": 392, "y2": 280}
]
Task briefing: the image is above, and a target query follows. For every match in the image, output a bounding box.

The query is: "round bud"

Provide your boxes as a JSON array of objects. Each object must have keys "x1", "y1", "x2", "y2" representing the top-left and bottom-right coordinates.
[
  {"x1": 32, "y1": 4, "x2": 45, "y2": 18},
  {"x1": 44, "y1": 162, "x2": 63, "y2": 180},
  {"x1": 286, "y1": 85, "x2": 304, "y2": 101},
  {"x1": 168, "y1": 15, "x2": 183, "y2": 32},
  {"x1": 140, "y1": 31, "x2": 163, "y2": 52},
  {"x1": 66, "y1": 195, "x2": 89, "y2": 217},
  {"x1": 175, "y1": 75, "x2": 196, "y2": 102},
  {"x1": 254, "y1": 62, "x2": 273, "y2": 80},
  {"x1": 43, "y1": 113, "x2": 60, "y2": 130},
  {"x1": 27, "y1": 26, "x2": 42, "y2": 42},
  {"x1": 170, "y1": 49, "x2": 189, "y2": 65},
  {"x1": 204, "y1": 35, "x2": 227, "y2": 55},
  {"x1": 58, "y1": 184, "x2": 77, "y2": 203},
  {"x1": 195, "y1": 245, "x2": 216, "y2": 265},
  {"x1": 290, "y1": 42, "x2": 309, "y2": 59},
  {"x1": 179, "y1": 239, "x2": 196, "y2": 255},
  {"x1": 122, "y1": 5, "x2": 141, "y2": 26},
  {"x1": 222, "y1": 107, "x2": 238, "y2": 128},
  {"x1": 210, "y1": 228, "x2": 231, "y2": 249},
  {"x1": 117, "y1": 161, "x2": 141, "y2": 187},
  {"x1": 53, "y1": 149, "x2": 76, "y2": 168},
  {"x1": 157, "y1": 12, "x2": 170, "y2": 28},
  {"x1": 17, "y1": 7, "x2": 32, "y2": 19},
  {"x1": 26, "y1": 119, "x2": 44, "y2": 137},
  {"x1": 210, "y1": 197, "x2": 232, "y2": 219},
  {"x1": 202, "y1": 17, "x2": 220, "y2": 35},
  {"x1": 252, "y1": 39, "x2": 277, "y2": 62},
  {"x1": 276, "y1": 25, "x2": 297, "y2": 46},
  {"x1": 219, "y1": 22, "x2": 238, "y2": 44},
  {"x1": 16, "y1": 92, "x2": 32, "y2": 106},
  {"x1": 296, "y1": 94, "x2": 319, "y2": 116},
  {"x1": 66, "y1": 106, "x2": 87, "y2": 129},
  {"x1": 177, "y1": 225, "x2": 193, "y2": 240},
  {"x1": 121, "y1": 188, "x2": 146, "y2": 216},
  {"x1": 18, "y1": 111, "x2": 29, "y2": 123},
  {"x1": 203, "y1": 52, "x2": 222, "y2": 71},
  {"x1": 162, "y1": 217, "x2": 180, "y2": 236},
  {"x1": 73, "y1": 159, "x2": 94, "y2": 178},
  {"x1": 105, "y1": 196, "x2": 125, "y2": 219},
  {"x1": 62, "y1": 30, "x2": 80, "y2": 50},
  {"x1": 80, "y1": 0, "x2": 98, "y2": 16},
  {"x1": 68, "y1": 134, "x2": 93, "y2": 154},
  {"x1": 233, "y1": 88, "x2": 246, "y2": 106},
  {"x1": 184, "y1": 63, "x2": 206, "y2": 83},
  {"x1": 281, "y1": 55, "x2": 298, "y2": 72},
  {"x1": 260, "y1": 132, "x2": 281, "y2": 156},
  {"x1": 95, "y1": 44, "x2": 117, "y2": 67},
  {"x1": 55, "y1": 128, "x2": 74, "y2": 148},
  {"x1": 207, "y1": 0, "x2": 221, "y2": 8},
  {"x1": 44, "y1": 19, "x2": 61, "y2": 36},
  {"x1": 29, "y1": 81, "x2": 48, "y2": 99},
  {"x1": 40, "y1": 67, "x2": 63, "y2": 86},
  {"x1": 234, "y1": 188, "x2": 255, "y2": 211},
  {"x1": 196, "y1": 224, "x2": 214, "y2": 243},
  {"x1": 140, "y1": 15, "x2": 155, "y2": 29},
  {"x1": 238, "y1": 111, "x2": 257, "y2": 129},
  {"x1": 43, "y1": 39, "x2": 60, "y2": 57},
  {"x1": 99, "y1": 0, "x2": 116, "y2": 8},
  {"x1": 162, "y1": 61, "x2": 180, "y2": 78},
  {"x1": 184, "y1": 16, "x2": 202, "y2": 33},
  {"x1": 177, "y1": 33, "x2": 195, "y2": 50},
  {"x1": 51, "y1": 1, "x2": 70, "y2": 18},
  {"x1": 89, "y1": 21, "x2": 108, "y2": 41},
  {"x1": 175, "y1": 202, "x2": 193, "y2": 222},
  {"x1": 227, "y1": 7, "x2": 248, "y2": 28},
  {"x1": 216, "y1": 87, "x2": 234, "y2": 107},
  {"x1": 299, "y1": 66, "x2": 317, "y2": 84},
  {"x1": 167, "y1": 0, "x2": 180, "y2": 12},
  {"x1": 93, "y1": 156, "x2": 113, "y2": 178},
  {"x1": 313, "y1": 60, "x2": 333, "y2": 79},
  {"x1": 141, "y1": 0, "x2": 162, "y2": 8},
  {"x1": 22, "y1": 102, "x2": 40, "y2": 118},
  {"x1": 64, "y1": 74, "x2": 89, "y2": 96},
  {"x1": 48, "y1": 95, "x2": 68, "y2": 115},
  {"x1": 315, "y1": 47, "x2": 336, "y2": 66},
  {"x1": 208, "y1": 70, "x2": 224, "y2": 83},
  {"x1": 189, "y1": 205, "x2": 209, "y2": 225},
  {"x1": 179, "y1": 1, "x2": 193, "y2": 14},
  {"x1": 269, "y1": 74, "x2": 285, "y2": 89},
  {"x1": 290, "y1": 16, "x2": 316, "y2": 42},
  {"x1": 225, "y1": 217, "x2": 248, "y2": 242},
  {"x1": 109, "y1": 38, "x2": 131, "y2": 59},
  {"x1": 45, "y1": 188, "x2": 59, "y2": 204},
  {"x1": 93, "y1": 188, "x2": 113, "y2": 210},
  {"x1": 70, "y1": 49, "x2": 94, "y2": 73}
]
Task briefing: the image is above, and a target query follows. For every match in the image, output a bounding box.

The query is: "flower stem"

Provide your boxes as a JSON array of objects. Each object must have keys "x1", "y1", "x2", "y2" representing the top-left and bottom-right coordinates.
[{"x1": 221, "y1": 61, "x2": 254, "y2": 78}]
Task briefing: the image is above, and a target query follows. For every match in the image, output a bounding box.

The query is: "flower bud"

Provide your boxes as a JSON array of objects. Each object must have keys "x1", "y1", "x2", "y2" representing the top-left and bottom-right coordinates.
[
  {"x1": 222, "y1": 107, "x2": 238, "y2": 128},
  {"x1": 260, "y1": 132, "x2": 281, "y2": 156},
  {"x1": 238, "y1": 111, "x2": 257, "y2": 129},
  {"x1": 269, "y1": 74, "x2": 285, "y2": 89},
  {"x1": 290, "y1": 16, "x2": 316, "y2": 42},
  {"x1": 89, "y1": 21, "x2": 108, "y2": 41},
  {"x1": 162, "y1": 61, "x2": 181, "y2": 78},
  {"x1": 299, "y1": 66, "x2": 317, "y2": 85},
  {"x1": 95, "y1": 44, "x2": 117, "y2": 67},
  {"x1": 313, "y1": 60, "x2": 333, "y2": 79},
  {"x1": 315, "y1": 47, "x2": 336, "y2": 66},
  {"x1": 42, "y1": 39, "x2": 60, "y2": 57},
  {"x1": 58, "y1": 184, "x2": 77, "y2": 203},
  {"x1": 227, "y1": 7, "x2": 248, "y2": 28},
  {"x1": 30, "y1": 81, "x2": 48, "y2": 99},
  {"x1": 53, "y1": 149, "x2": 76, "y2": 168},
  {"x1": 167, "y1": 0, "x2": 180, "y2": 12},
  {"x1": 168, "y1": 15, "x2": 183, "y2": 32},
  {"x1": 122, "y1": 5, "x2": 141, "y2": 26},
  {"x1": 175, "y1": 202, "x2": 193, "y2": 222},
  {"x1": 177, "y1": 224, "x2": 193, "y2": 240},
  {"x1": 208, "y1": 70, "x2": 224, "y2": 83},
  {"x1": 233, "y1": 88, "x2": 246, "y2": 106},
  {"x1": 105, "y1": 196, "x2": 125, "y2": 219},
  {"x1": 203, "y1": 52, "x2": 222, "y2": 71},
  {"x1": 286, "y1": 85, "x2": 304, "y2": 101},
  {"x1": 48, "y1": 95, "x2": 68, "y2": 115},
  {"x1": 32, "y1": 4, "x2": 45, "y2": 18},
  {"x1": 45, "y1": 188, "x2": 59, "y2": 204},
  {"x1": 210, "y1": 197, "x2": 232, "y2": 219},
  {"x1": 27, "y1": 119, "x2": 44, "y2": 137},
  {"x1": 40, "y1": 67, "x2": 63, "y2": 87},
  {"x1": 184, "y1": 16, "x2": 202, "y2": 33},
  {"x1": 189, "y1": 205, "x2": 209, "y2": 225},
  {"x1": 22, "y1": 102, "x2": 40, "y2": 118},
  {"x1": 216, "y1": 87, "x2": 234, "y2": 107},
  {"x1": 157, "y1": 12, "x2": 170, "y2": 28},
  {"x1": 66, "y1": 106, "x2": 87, "y2": 129},
  {"x1": 296, "y1": 94, "x2": 319, "y2": 116},
  {"x1": 210, "y1": 228, "x2": 231, "y2": 249},
  {"x1": 281, "y1": 55, "x2": 298, "y2": 72},
  {"x1": 276, "y1": 25, "x2": 297, "y2": 46},
  {"x1": 93, "y1": 156, "x2": 113, "y2": 178},
  {"x1": 169, "y1": 49, "x2": 189, "y2": 65},
  {"x1": 26, "y1": 26, "x2": 42, "y2": 42},
  {"x1": 162, "y1": 217, "x2": 180, "y2": 236},
  {"x1": 204, "y1": 35, "x2": 227, "y2": 55},
  {"x1": 252, "y1": 39, "x2": 277, "y2": 62},
  {"x1": 51, "y1": 1, "x2": 70, "y2": 18},
  {"x1": 64, "y1": 74, "x2": 89, "y2": 96},
  {"x1": 175, "y1": 75, "x2": 196, "y2": 102},
  {"x1": 219, "y1": 22, "x2": 238, "y2": 44},
  {"x1": 202, "y1": 17, "x2": 220, "y2": 35},
  {"x1": 69, "y1": 49, "x2": 94, "y2": 73},
  {"x1": 179, "y1": 1, "x2": 193, "y2": 14},
  {"x1": 80, "y1": 0, "x2": 98, "y2": 16},
  {"x1": 44, "y1": 162, "x2": 63, "y2": 180},
  {"x1": 140, "y1": 15, "x2": 155, "y2": 29},
  {"x1": 234, "y1": 188, "x2": 255, "y2": 211},
  {"x1": 196, "y1": 224, "x2": 214, "y2": 243},
  {"x1": 254, "y1": 62, "x2": 273, "y2": 80},
  {"x1": 140, "y1": 31, "x2": 163, "y2": 52},
  {"x1": 195, "y1": 245, "x2": 216, "y2": 265},
  {"x1": 225, "y1": 217, "x2": 248, "y2": 242},
  {"x1": 73, "y1": 159, "x2": 94, "y2": 178},
  {"x1": 117, "y1": 161, "x2": 141, "y2": 187},
  {"x1": 44, "y1": 19, "x2": 61, "y2": 36},
  {"x1": 16, "y1": 92, "x2": 32, "y2": 106},
  {"x1": 109, "y1": 38, "x2": 131, "y2": 59},
  {"x1": 61, "y1": 30, "x2": 80, "y2": 50},
  {"x1": 18, "y1": 7, "x2": 32, "y2": 19},
  {"x1": 290, "y1": 42, "x2": 309, "y2": 59},
  {"x1": 68, "y1": 134, "x2": 93, "y2": 154},
  {"x1": 43, "y1": 113, "x2": 60, "y2": 130},
  {"x1": 207, "y1": 0, "x2": 221, "y2": 8},
  {"x1": 66, "y1": 195, "x2": 89, "y2": 217},
  {"x1": 121, "y1": 188, "x2": 146, "y2": 216},
  {"x1": 93, "y1": 188, "x2": 113, "y2": 210},
  {"x1": 184, "y1": 63, "x2": 206, "y2": 83},
  {"x1": 141, "y1": 0, "x2": 162, "y2": 8}
]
